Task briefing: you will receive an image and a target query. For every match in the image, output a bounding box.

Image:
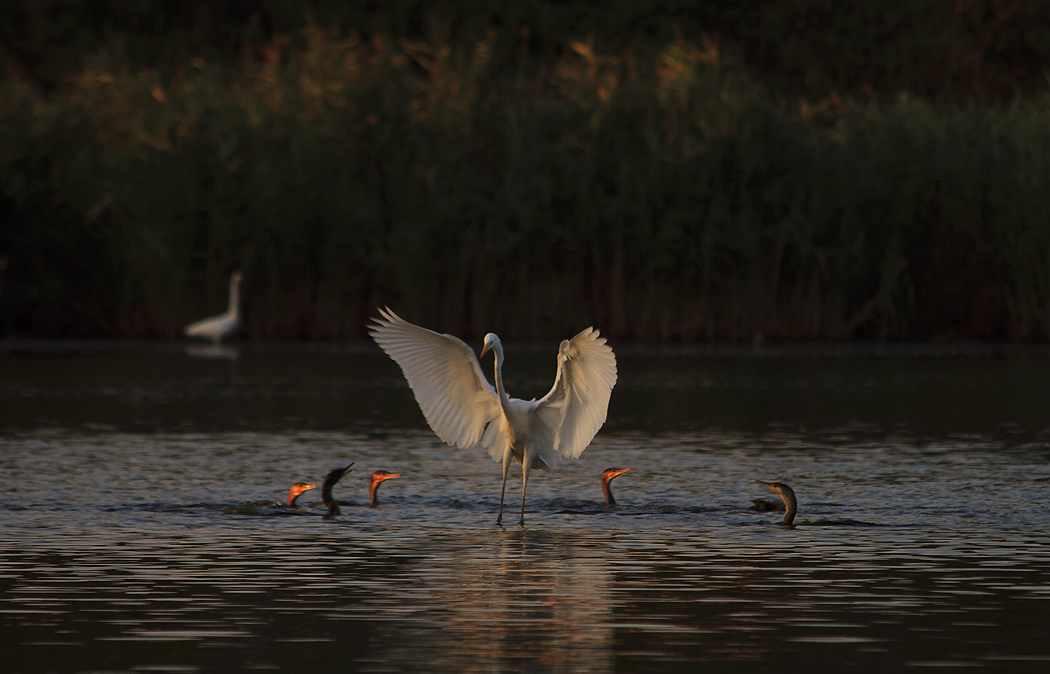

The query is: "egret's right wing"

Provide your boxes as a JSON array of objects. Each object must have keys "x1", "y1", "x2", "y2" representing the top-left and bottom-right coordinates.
[
  {"x1": 533, "y1": 327, "x2": 617, "y2": 461},
  {"x1": 369, "y1": 308, "x2": 504, "y2": 456}
]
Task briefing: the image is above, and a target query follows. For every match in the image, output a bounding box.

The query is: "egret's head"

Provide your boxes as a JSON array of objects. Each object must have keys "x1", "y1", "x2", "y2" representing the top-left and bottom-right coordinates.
[
  {"x1": 480, "y1": 333, "x2": 499, "y2": 358},
  {"x1": 231, "y1": 270, "x2": 243, "y2": 283}
]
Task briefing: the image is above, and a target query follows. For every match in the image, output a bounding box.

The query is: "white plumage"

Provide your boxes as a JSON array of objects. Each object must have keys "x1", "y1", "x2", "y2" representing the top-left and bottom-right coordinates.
[
  {"x1": 369, "y1": 307, "x2": 617, "y2": 524},
  {"x1": 184, "y1": 271, "x2": 242, "y2": 344}
]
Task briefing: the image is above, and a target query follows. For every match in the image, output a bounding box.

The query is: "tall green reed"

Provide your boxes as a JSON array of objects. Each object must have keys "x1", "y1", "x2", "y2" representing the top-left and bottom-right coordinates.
[{"x1": 1, "y1": 25, "x2": 1047, "y2": 341}]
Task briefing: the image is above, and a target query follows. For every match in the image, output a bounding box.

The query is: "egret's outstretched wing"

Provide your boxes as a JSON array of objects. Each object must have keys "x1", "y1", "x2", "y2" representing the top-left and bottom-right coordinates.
[
  {"x1": 370, "y1": 308, "x2": 504, "y2": 456},
  {"x1": 534, "y1": 327, "x2": 617, "y2": 460}
]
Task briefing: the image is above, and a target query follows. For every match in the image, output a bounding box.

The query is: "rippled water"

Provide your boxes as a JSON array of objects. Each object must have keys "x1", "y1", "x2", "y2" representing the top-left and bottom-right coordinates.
[{"x1": 2, "y1": 345, "x2": 1050, "y2": 673}]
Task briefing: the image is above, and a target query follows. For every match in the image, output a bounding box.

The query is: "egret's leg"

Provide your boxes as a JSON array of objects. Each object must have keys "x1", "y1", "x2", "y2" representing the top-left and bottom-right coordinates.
[
  {"x1": 496, "y1": 446, "x2": 512, "y2": 525},
  {"x1": 519, "y1": 453, "x2": 532, "y2": 526}
]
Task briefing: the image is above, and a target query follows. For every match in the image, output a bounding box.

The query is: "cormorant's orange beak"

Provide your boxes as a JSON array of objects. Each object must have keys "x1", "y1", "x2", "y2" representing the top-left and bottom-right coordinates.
[
  {"x1": 376, "y1": 473, "x2": 401, "y2": 483},
  {"x1": 606, "y1": 468, "x2": 631, "y2": 480}
]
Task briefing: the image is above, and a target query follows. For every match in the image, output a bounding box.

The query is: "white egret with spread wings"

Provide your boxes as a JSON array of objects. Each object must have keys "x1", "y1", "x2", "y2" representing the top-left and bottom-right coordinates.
[{"x1": 370, "y1": 308, "x2": 617, "y2": 525}]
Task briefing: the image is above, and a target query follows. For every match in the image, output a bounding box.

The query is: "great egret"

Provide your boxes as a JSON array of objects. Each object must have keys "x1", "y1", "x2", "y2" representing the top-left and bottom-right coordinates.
[
  {"x1": 369, "y1": 470, "x2": 401, "y2": 507},
  {"x1": 370, "y1": 308, "x2": 617, "y2": 525},
  {"x1": 286, "y1": 482, "x2": 317, "y2": 509},
  {"x1": 600, "y1": 467, "x2": 631, "y2": 505},
  {"x1": 322, "y1": 463, "x2": 354, "y2": 518},
  {"x1": 754, "y1": 480, "x2": 797, "y2": 526},
  {"x1": 184, "y1": 271, "x2": 242, "y2": 344}
]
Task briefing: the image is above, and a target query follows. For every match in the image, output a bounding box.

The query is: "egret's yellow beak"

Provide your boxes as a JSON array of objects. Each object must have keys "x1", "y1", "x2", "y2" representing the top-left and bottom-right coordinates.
[{"x1": 480, "y1": 342, "x2": 490, "y2": 358}]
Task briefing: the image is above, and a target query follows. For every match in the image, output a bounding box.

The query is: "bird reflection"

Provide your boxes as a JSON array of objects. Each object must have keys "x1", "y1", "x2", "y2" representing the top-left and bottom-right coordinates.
[
  {"x1": 415, "y1": 528, "x2": 615, "y2": 672},
  {"x1": 184, "y1": 344, "x2": 240, "y2": 360}
]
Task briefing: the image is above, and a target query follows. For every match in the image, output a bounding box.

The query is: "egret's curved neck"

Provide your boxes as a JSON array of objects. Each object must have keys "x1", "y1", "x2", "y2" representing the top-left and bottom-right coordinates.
[
  {"x1": 491, "y1": 342, "x2": 511, "y2": 412},
  {"x1": 227, "y1": 277, "x2": 241, "y2": 317}
]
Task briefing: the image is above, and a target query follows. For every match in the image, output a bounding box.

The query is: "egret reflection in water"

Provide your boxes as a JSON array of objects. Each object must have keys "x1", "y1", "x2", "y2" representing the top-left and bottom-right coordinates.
[{"x1": 184, "y1": 343, "x2": 240, "y2": 360}]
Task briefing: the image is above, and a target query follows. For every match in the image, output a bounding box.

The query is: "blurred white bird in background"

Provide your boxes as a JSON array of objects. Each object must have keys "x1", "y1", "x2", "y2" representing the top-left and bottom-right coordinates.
[
  {"x1": 184, "y1": 271, "x2": 242, "y2": 344},
  {"x1": 370, "y1": 308, "x2": 617, "y2": 525}
]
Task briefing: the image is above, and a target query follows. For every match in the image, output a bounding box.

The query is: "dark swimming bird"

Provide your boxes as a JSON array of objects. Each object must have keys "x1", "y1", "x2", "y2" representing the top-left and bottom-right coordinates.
[
  {"x1": 322, "y1": 463, "x2": 355, "y2": 518},
  {"x1": 600, "y1": 467, "x2": 631, "y2": 505},
  {"x1": 286, "y1": 482, "x2": 317, "y2": 509},
  {"x1": 754, "y1": 480, "x2": 797, "y2": 526},
  {"x1": 224, "y1": 481, "x2": 319, "y2": 515},
  {"x1": 750, "y1": 498, "x2": 785, "y2": 512},
  {"x1": 369, "y1": 471, "x2": 402, "y2": 507}
]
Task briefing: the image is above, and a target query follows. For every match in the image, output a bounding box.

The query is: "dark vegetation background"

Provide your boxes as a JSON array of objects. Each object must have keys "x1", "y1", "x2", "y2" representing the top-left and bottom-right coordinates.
[{"x1": 1, "y1": 0, "x2": 1049, "y2": 341}]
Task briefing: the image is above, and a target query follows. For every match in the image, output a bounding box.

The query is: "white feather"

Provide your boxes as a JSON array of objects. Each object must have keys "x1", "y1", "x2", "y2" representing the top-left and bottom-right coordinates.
[
  {"x1": 534, "y1": 327, "x2": 618, "y2": 460},
  {"x1": 369, "y1": 308, "x2": 506, "y2": 459}
]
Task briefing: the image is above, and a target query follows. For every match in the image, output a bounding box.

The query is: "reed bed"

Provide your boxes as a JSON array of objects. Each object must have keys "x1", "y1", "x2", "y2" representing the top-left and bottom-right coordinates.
[{"x1": 1, "y1": 26, "x2": 1048, "y2": 341}]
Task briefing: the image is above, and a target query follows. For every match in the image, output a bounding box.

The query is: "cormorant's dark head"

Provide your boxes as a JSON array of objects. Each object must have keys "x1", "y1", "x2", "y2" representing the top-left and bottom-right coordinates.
[
  {"x1": 369, "y1": 470, "x2": 402, "y2": 507},
  {"x1": 600, "y1": 467, "x2": 631, "y2": 505},
  {"x1": 286, "y1": 482, "x2": 317, "y2": 508},
  {"x1": 322, "y1": 463, "x2": 354, "y2": 517}
]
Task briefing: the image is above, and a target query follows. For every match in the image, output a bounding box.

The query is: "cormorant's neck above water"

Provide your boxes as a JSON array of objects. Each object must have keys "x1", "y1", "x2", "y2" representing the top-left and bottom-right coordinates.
[
  {"x1": 286, "y1": 482, "x2": 317, "y2": 509},
  {"x1": 369, "y1": 471, "x2": 401, "y2": 507},
  {"x1": 756, "y1": 480, "x2": 797, "y2": 526},
  {"x1": 601, "y1": 468, "x2": 631, "y2": 506},
  {"x1": 322, "y1": 463, "x2": 354, "y2": 518}
]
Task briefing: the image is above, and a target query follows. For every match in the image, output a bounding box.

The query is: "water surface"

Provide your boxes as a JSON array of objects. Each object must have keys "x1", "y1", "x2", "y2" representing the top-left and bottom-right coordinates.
[{"x1": 2, "y1": 344, "x2": 1049, "y2": 672}]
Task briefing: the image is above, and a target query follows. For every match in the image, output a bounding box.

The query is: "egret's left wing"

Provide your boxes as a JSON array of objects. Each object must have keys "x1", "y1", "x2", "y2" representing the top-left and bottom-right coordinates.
[
  {"x1": 533, "y1": 327, "x2": 617, "y2": 460},
  {"x1": 369, "y1": 308, "x2": 504, "y2": 458}
]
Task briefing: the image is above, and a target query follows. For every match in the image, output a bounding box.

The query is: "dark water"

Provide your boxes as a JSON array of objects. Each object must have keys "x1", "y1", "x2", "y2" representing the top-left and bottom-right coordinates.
[{"x1": 2, "y1": 344, "x2": 1050, "y2": 673}]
